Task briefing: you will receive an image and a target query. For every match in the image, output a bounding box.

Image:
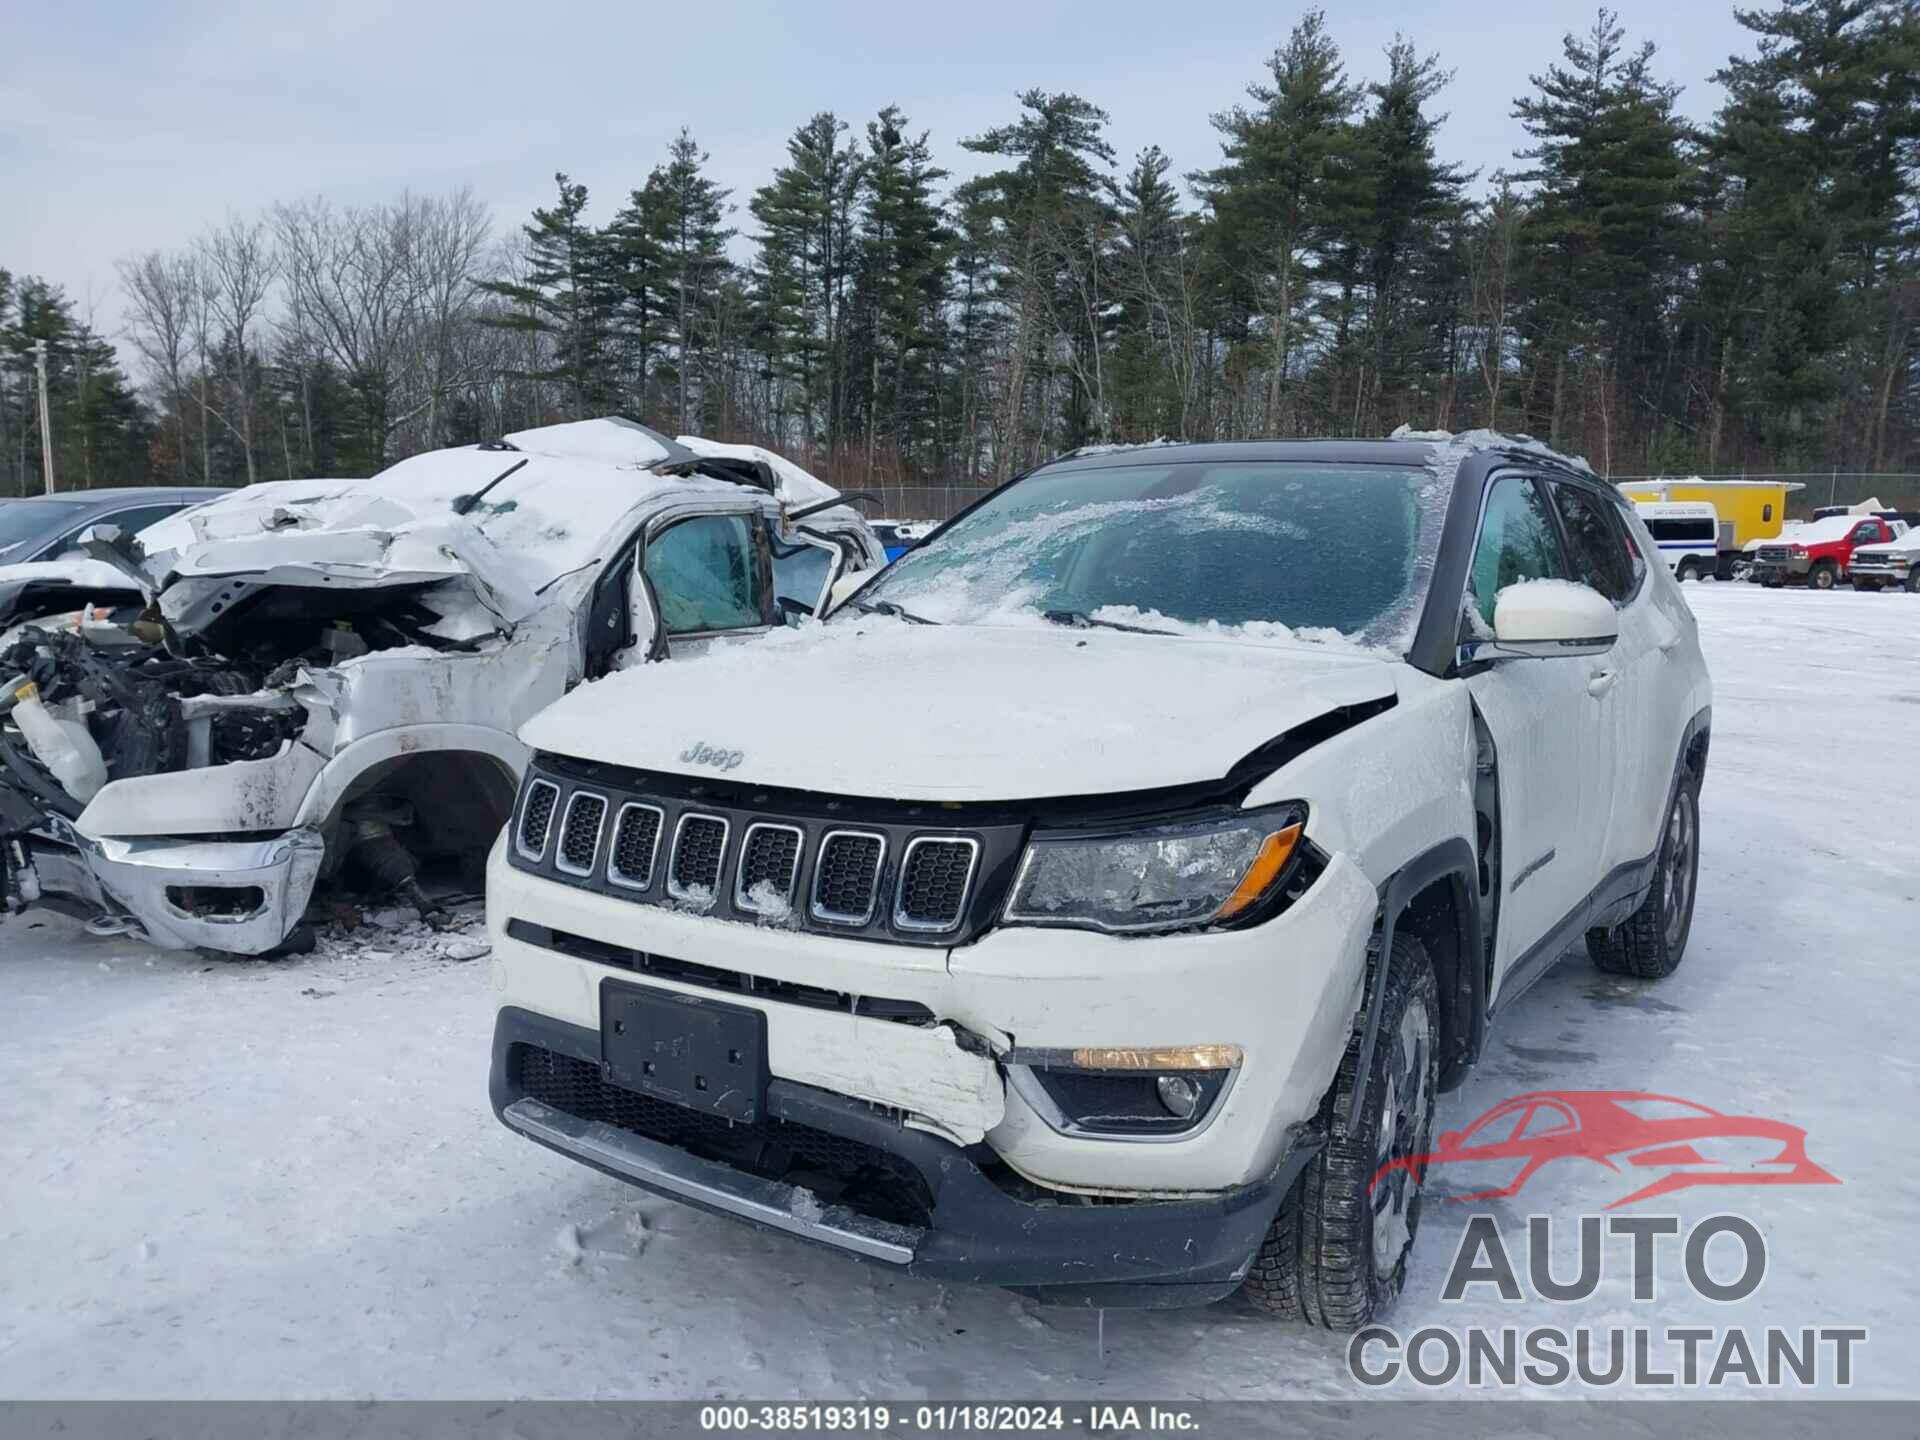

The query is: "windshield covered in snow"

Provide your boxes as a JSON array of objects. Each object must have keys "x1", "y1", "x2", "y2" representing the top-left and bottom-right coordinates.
[
  {"x1": 0, "y1": 499, "x2": 90, "y2": 562},
  {"x1": 852, "y1": 460, "x2": 1447, "y2": 649}
]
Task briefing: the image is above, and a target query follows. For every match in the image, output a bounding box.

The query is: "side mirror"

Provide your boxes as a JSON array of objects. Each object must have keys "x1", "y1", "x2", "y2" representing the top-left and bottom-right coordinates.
[{"x1": 1489, "y1": 580, "x2": 1618, "y2": 659}]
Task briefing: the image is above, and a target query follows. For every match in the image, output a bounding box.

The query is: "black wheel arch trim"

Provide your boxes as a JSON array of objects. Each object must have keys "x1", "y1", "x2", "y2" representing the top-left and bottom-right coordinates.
[{"x1": 1346, "y1": 835, "x2": 1484, "y2": 1129}]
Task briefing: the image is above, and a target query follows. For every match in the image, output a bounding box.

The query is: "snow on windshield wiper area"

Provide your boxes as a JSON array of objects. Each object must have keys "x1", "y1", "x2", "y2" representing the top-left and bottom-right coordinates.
[
  {"x1": 1041, "y1": 608, "x2": 1171, "y2": 635},
  {"x1": 849, "y1": 598, "x2": 940, "y2": 625}
]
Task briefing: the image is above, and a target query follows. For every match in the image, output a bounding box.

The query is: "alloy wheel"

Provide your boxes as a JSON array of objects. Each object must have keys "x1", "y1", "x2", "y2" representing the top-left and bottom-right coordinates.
[
  {"x1": 1662, "y1": 787, "x2": 1697, "y2": 952},
  {"x1": 1372, "y1": 1001, "x2": 1434, "y2": 1281}
]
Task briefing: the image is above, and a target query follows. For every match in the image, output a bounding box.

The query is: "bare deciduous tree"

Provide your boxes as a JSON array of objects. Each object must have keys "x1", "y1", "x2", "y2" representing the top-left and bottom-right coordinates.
[{"x1": 198, "y1": 217, "x2": 277, "y2": 484}]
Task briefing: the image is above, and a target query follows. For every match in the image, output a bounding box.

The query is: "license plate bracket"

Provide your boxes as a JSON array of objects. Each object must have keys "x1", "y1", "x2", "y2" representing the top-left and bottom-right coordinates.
[{"x1": 601, "y1": 980, "x2": 768, "y2": 1124}]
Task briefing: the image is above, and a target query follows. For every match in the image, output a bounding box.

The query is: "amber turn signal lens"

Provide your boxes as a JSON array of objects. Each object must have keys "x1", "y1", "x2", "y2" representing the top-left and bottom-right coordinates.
[
  {"x1": 1214, "y1": 823, "x2": 1303, "y2": 922},
  {"x1": 1068, "y1": 1044, "x2": 1244, "y2": 1071}
]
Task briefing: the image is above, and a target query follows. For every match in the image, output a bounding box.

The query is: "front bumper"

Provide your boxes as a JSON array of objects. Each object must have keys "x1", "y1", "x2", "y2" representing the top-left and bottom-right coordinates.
[
  {"x1": 39, "y1": 828, "x2": 325, "y2": 952},
  {"x1": 487, "y1": 832, "x2": 1378, "y2": 1195},
  {"x1": 1750, "y1": 558, "x2": 1810, "y2": 582},
  {"x1": 1851, "y1": 561, "x2": 1910, "y2": 583},
  {"x1": 490, "y1": 1006, "x2": 1312, "y2": 1306}
]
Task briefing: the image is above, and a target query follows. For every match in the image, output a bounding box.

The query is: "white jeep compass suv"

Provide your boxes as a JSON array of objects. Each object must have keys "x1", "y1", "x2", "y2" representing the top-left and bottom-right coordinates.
[{"x1": 484, "y1": 433, "x2": 1711, "y2": 1327}]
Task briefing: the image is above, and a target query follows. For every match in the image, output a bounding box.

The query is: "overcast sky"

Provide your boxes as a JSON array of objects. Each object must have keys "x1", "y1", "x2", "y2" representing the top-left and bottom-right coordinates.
[{"x1": 5, "y1": 0, "x2": 1755, "y2": 356}]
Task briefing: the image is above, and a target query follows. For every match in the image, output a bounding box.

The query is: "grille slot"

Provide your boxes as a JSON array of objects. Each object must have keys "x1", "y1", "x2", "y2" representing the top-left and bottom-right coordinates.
[
  {"x1": 735, "y1": 823, "x2": 803, "y2": 915},
  {"x1": 555, "y1": 792, "x2": 608, "y2": 875},
  {"x1": 607, "y1": 803, "x2": 665, "y2": 890},
  {"x1": 894, "y1": 837, "x2": 979, "y2": 932},
  {"x1": 667, "y1": 813, "x2": 730, "y2": 904},
  {"x1": 811, "y1": 830, "x2": 886, "y2": 926},
  {"x1": 516, "y1": 780, "x2": 560, "y2": 860}
]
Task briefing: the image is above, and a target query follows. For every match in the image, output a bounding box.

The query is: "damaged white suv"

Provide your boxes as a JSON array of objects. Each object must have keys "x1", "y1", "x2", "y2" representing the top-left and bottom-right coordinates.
[
  {"x1": 487, "y1": 435, "x2": 1710, "y2": 1325},
  {"x1": 0, "y1": 419, "x2": 880, "y2": 955}
]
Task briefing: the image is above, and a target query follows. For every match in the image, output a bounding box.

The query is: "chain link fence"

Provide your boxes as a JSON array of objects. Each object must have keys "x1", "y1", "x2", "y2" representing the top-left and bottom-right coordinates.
[{"x1": 855, "y1": 484, "x2": 999, "y2": 524}]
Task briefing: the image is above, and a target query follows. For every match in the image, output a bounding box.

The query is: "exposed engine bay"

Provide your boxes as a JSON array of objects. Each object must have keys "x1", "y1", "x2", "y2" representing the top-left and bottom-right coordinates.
[{"x1": 0, "y1": 596, "x2": 507, "y2": 949}]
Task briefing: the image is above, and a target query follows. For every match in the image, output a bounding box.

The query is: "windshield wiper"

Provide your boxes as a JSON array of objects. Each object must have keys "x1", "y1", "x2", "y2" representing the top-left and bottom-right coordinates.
[
  {"x1": 1042, "y1": 608, "x2": 1170, "y2": 635},
  {"x1": 849, "y1": 599, "x2": 940, "y2": 625}
]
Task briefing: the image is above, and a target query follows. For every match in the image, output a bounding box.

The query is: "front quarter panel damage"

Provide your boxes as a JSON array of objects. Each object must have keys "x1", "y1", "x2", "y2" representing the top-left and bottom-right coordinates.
[{"x1": 1242, "y1": 670, "x2": 1476, "y2": 893}]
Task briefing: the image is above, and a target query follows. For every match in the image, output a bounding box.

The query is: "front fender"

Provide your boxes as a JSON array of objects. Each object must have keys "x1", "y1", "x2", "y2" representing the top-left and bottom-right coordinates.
[
  {"x1": 1242, "y1": 674, "x2": 1476, "y2": 890},
  {"x1": 292, "y1": 723, "x2": 528, "y2": 827},
  {"x1": 77, "y1": 742, "x2": 328, "y2": 838}
]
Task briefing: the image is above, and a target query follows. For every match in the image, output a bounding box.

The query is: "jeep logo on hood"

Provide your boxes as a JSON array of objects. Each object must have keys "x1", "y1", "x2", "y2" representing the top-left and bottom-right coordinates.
[{"x1": 680, "y1": 742, "x2": 745, "y2": 772}]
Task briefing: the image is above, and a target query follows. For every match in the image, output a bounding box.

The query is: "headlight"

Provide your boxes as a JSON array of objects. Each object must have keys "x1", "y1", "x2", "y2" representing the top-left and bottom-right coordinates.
[{"x1": 1003, "y1": 805, "x2": 1308, "y2": 934}]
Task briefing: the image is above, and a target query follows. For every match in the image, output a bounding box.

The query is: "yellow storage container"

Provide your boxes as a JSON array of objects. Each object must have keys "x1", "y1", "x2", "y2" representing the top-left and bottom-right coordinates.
[{"x1": 1616, "y1": 479, "x2": 1805, "y2": 563}]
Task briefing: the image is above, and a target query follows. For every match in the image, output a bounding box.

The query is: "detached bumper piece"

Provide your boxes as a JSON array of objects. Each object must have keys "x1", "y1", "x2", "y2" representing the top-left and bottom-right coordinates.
[
  {"x1": 80, "y1": 830, "x2": 325, "y2": 952},
  {"x1": 491, "y1": 1008, "x2": 1308, "y2": 1308}
]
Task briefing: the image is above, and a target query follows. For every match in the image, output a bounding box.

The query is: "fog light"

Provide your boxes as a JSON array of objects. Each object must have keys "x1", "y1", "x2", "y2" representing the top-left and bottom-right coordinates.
[{"x1": 1156, "y1": 1074, "x2": 1200, "y2": 1120}]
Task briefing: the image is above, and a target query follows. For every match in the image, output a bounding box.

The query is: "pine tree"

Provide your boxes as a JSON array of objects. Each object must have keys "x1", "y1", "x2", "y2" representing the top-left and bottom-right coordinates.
[
  {"x1": 1710, "y1": 0, "x2": 1919, "y2": 465},
  {"x1": 604, "y1": 173, "x2": 677, "y2": 420},
  {"x1": 750, "y1": 113, "x2": 863, "y2": 453},
  {"x1": 653, "y1": 130, "x2": 736, "y2": 433},
  {"x1": 1110, "y1": 147, "x2": 1198, "y2": 440},
  {"x1": 479, "y1": 173, "x2": 616, "y2": 418},
  {"x1": 0, "y1": 276, "x2": 150, "y2": 493},
  {"x1": 1196, "y1": 11, "x2": 1363, "y2": 434},
  {"x1": 849, "y1": 107, "x2": 950, "y2": 474},
  {"x1": 963, "y1": 90, "x2": 1117, "y2": 465},
  {"x1": 1352, "y1": 40, "x2": 1471, "y2": 432},
  {"x1": 1512, "y1": 9, "x2": 1696, "y2": 466}
]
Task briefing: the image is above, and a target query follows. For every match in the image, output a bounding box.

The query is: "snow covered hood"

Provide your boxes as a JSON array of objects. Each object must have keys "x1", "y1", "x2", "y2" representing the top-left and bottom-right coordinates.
[
  {"x1": 1765, "y1": 516, "x2": 1873, "y2": 548},
  {"x1": 520, "y1": 620, "x2": 1402, "y2": 802}
]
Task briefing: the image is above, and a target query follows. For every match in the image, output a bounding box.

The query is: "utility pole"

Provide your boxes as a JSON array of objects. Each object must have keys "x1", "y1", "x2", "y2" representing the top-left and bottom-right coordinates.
[{"x1": 33, "y1": 338, "x2": 57, "y2": 494}]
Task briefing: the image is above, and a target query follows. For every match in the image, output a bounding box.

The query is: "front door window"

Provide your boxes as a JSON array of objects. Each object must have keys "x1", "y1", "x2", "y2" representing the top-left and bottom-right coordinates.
[
  {"x1": 1467, "y1": 475, "x2": 1567, "y2": 629},
  {"x1": 642, "y1": 514, "x2": 767, "y2": 637}
]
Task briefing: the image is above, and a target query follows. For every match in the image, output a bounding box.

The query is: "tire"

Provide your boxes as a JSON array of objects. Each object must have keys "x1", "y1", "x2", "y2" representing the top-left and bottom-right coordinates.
[
  {"x1": 1808, "y1": 562, "x2": 1837, "y2": 590},
  {"x1": 1675, "y1": 560, "x2": 1700, "y2": 582},
  {"x1": 1243, "y1": 931, "x2": 1439, "y2": 1329},
  {"x1": 1587, "y1": 773, "x2": 1700, "y2": 980},
  {"x1": 1907, "y1": 570, "x2": 1920, "y2": 594}
]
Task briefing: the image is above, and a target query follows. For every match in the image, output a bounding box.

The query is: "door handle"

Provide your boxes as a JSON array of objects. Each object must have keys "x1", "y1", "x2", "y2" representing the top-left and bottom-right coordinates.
[
  {"x1": 1587, "y1": 667, "x2": 1619, "y2": 697},
  {"x1": 1655, "y1": 626, "x2": 1682, "y2": 654}
]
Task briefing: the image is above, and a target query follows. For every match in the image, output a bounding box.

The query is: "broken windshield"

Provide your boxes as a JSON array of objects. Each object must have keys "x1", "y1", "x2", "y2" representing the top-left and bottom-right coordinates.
[{"x1": 851, "y1": 460, "x2": 1449, "y2": 649}]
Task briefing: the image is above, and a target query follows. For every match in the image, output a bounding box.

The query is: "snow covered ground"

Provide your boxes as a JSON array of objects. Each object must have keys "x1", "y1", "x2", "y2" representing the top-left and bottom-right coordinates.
[{"x1": 1, "y1": 581, "x2": 1914, "y2": 1400}]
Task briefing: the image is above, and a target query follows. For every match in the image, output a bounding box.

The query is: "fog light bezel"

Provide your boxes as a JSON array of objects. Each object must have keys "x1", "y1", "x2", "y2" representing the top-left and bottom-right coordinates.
[{"x1": 1003, "y1": 1047, "x2": 1239, "y2": 1141}]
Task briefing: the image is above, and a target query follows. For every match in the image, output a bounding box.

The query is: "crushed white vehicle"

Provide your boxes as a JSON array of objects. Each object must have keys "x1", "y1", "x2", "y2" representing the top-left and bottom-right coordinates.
[
  {"x1": 0, "y1": 419, "x2": 881, "y2": 955},
  {"x1": 487, "y1": 434, "x2": 1712, "y2": 1323}
]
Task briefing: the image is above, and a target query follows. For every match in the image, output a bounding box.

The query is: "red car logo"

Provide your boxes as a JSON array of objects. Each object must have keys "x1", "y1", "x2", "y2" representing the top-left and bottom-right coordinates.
[{"x1": 1373, "y1": 1090, "x2": 1840, "y2": 1209}]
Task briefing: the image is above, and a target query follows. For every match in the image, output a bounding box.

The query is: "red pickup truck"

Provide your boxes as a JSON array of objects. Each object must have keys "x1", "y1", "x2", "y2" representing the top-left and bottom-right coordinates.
[{"x1": 1749, "y1": 515, "x2": 1906, "y2": 589}]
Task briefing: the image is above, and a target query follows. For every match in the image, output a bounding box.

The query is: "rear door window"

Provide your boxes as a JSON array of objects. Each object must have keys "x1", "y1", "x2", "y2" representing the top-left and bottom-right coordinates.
[{"x1": 1550, "y1": 482, "x2": 1638, "y2": 604}]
